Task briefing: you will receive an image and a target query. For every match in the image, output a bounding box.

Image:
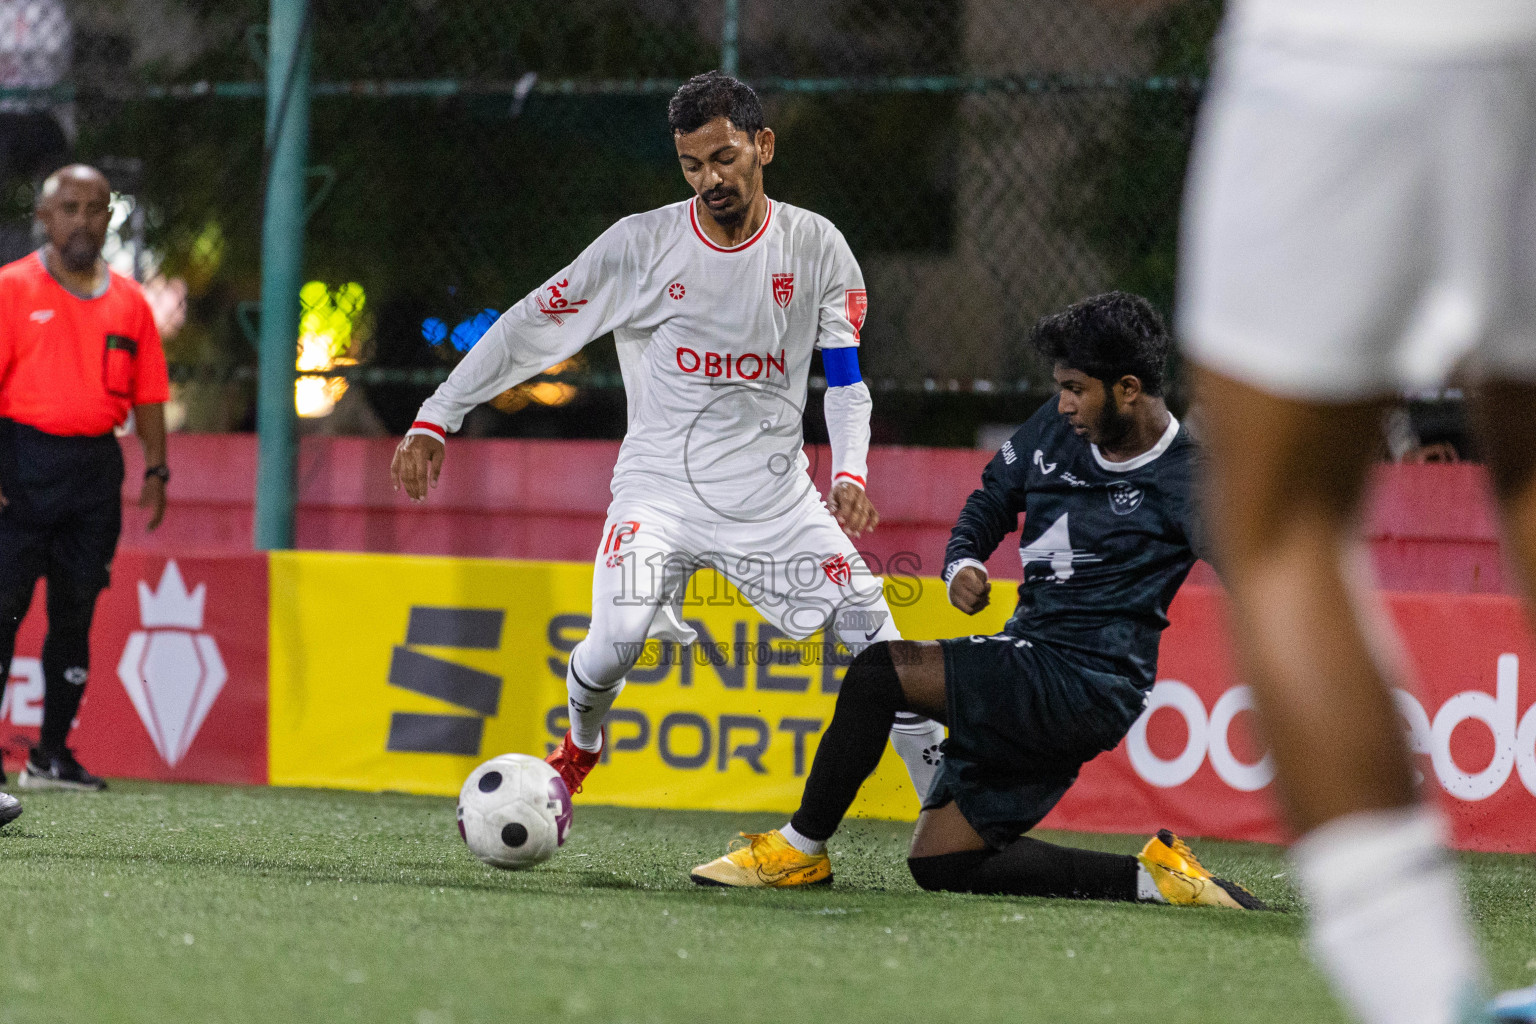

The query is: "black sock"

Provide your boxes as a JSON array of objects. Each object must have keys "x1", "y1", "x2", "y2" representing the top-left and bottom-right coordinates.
[
  {"x1": 789, "y1": 642, "x2": 906, "y2": 842},
  {"x1": 909, "y1": 837, "x2": 1140, "y2": 901},
  {"x1": 0, "y1": 577, "x2": 32, "y2": 709},
  {"x1": 39, "y1": 581, "x2": 98, "y2": 755},
  {"x1": 908, "y1": 849, "x2": 991, "y2": 892}
]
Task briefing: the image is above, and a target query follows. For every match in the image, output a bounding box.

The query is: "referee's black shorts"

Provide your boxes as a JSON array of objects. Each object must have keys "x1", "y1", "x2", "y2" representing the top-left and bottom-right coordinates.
[
  {"x1": 924, "y1": 633, "x2": 1149, "y2": 848},
  {"x1": 0, "y1": 417, "x2": 124, "y2": 601}
]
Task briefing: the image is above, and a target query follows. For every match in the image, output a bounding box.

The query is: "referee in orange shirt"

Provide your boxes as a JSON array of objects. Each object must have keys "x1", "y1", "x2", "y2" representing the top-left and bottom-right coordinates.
[{"x1": 0, "y1": 164, "x2": 169, "y2": 821}]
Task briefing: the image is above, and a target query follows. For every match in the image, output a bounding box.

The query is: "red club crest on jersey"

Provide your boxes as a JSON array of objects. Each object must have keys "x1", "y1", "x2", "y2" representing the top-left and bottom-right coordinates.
[
  {"x1": 845, "y1": 289, "x2": 868, "y2": 339},
  {"x1": 668, "y1": 282, "x2": 685, "y2": 300},
  {"x1": 772, "y1": 273, "x2": 794, "y2": 308},
  {"x1": 821, "y1": 554, "x2": 852, "y2": 587}
]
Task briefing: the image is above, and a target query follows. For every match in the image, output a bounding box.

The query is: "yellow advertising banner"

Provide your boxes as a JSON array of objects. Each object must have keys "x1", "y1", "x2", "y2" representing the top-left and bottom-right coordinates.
[{"x1": 268, "y1": 551, "x2": 1012, "y2": 820}]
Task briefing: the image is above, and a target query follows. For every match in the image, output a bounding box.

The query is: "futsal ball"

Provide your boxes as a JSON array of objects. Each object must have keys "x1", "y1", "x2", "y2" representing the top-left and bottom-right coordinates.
[{"x1": 456, "y1": 754, "x2": 573, "y2": 870}]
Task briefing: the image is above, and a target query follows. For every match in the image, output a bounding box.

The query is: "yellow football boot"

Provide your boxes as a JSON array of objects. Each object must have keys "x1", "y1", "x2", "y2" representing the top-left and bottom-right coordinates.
[
  {"x1": 1137, "y1": 829, "x2": 1268, "y2": 910},
  {"x1": 690, "y1": 830, "x2": 833, "y2": 888}
]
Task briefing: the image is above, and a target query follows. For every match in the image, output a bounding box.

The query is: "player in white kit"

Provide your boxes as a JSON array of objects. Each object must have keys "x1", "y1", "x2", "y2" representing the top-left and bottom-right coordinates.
[
  {"x1": 390, "y1": 71, "x2": 946, "y2": 806},
  {"x1": 1180, "y1": 1, "x2": 1536, "y2": 1022}
]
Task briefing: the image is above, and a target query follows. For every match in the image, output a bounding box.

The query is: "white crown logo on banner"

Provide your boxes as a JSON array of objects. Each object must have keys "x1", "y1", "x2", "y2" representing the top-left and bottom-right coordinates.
[
  {"x1": 117, "y1": 561, "x2": 227, "y2": 767},
  {"x1": 136, "y1": 561, "x2": 206, "y2": 629}
]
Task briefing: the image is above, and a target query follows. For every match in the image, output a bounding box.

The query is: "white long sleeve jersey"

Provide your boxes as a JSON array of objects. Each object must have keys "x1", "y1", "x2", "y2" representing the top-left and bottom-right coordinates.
[{"x1": 411, "y1": 197, "x2": 871, "y2": 521}]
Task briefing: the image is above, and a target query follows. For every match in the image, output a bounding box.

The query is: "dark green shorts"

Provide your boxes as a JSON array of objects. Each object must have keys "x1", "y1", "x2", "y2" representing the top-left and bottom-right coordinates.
[{"x1": 924, "y1": 634, "x2": 1148, "y2": 849}]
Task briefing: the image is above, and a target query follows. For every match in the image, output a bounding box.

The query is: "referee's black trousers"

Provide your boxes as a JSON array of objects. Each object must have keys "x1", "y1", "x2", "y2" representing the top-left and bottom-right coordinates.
[{"x1": 0, "y1": 419, "x2": 123, "y2": 756}]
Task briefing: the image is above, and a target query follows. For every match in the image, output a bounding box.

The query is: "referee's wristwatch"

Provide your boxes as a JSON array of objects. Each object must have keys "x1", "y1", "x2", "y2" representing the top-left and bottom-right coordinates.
[{"x1": 144, "y1": 464, "x2": 170, "y2": 484}]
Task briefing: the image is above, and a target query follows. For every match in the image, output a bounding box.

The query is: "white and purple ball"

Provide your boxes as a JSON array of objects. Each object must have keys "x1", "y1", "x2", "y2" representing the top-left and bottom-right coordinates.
[{"x1": 456, "y1": 754, "x2": 573, "y2": 870}]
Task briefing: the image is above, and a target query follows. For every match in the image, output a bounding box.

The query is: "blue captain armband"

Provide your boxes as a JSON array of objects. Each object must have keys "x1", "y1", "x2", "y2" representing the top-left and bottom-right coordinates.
[{"x1": 821, "y1": 346, "x2": 862, "y2": 387}]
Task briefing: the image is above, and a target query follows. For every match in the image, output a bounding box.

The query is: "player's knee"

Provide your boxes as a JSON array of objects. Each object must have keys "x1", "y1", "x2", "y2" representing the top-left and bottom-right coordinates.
[
  {"x1": 832, "y1": 599, "x2": 900, "y2": 650},
  {"x1": 907, "y1": 850, "x2": 987, "y2": 893},
  {"x1": 890, "y1": 711, "x2": 940, "y2": 736},
  {"x1": 907, "y1": 856, "x2": 950, "y2": 892},
  {"x1": 45, "y1": 586, "x2": 98, "y2": 630},
  {"x1": 568, "y1": 638, "x2": 633, "y2": 690},
  {"x1": 837, "y1": 641, "x2": 903, "y2": 713},
  {"x1": 0, "y1": 582, "x2": 32, "y2": 629}
]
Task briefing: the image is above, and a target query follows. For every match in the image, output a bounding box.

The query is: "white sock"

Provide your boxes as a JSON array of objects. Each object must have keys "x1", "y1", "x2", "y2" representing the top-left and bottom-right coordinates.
[
  {"x1": 1293, "y1": 805, "x2": 1486, "y2": 1024},
  {"x1": 779, "y1": 821, "x2": 826, "y2": 856},
  {"x1": 831, "y1": 607, "x2": 942, "y2": 800},
  {"x1": 566, "y1": 657, "x2": 623, "y2": 752},
  {"x1": 1136, "y1": 863, "x2": 1167, "y2": 903},
  {"x1": 890, "y1": 714, "x2": 946, "y2": 800},
  {"x1": 833, "y1": 601, "x2": 901, "y2": 658}
]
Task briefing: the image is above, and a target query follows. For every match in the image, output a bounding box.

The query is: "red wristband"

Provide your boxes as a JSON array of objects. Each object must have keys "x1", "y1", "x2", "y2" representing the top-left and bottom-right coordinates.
[{"x1": 410, "y1": 420, "x2": 446, "y2": 441}]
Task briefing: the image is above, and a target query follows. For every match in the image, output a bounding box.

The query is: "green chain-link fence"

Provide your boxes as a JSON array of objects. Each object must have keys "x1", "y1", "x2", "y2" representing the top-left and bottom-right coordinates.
[{"x1": 13, "y1": 0, "x2": 1222, "y2": 442}]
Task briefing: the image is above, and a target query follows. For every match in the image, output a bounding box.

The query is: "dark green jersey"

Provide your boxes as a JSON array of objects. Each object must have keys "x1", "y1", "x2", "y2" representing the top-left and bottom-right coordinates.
[{"x1": 943, "y1": 399, "x2": 1204, "y2": 689}]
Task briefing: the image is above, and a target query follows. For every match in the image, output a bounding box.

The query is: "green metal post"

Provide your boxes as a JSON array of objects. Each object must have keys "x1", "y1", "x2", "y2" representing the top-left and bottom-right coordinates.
[
  {"x1": 722, "y1": 0, "x2": 739, "y2": 76},
  {"x1": 254, "y1": 0, "x2": 311, "y2": 550}
]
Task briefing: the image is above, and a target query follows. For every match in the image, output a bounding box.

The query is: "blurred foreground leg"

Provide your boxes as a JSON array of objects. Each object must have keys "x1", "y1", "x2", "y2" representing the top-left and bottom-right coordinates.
[
  {"x1": 1197, "y1": 368, "x2": 1484, "y2": 1024},
  {"x1": 1471, "y1": 380, "x2": 1536, "y2": 601},
  {"x1": 1471, "y1": 381, "x2": 1536, "y2": 1023}
]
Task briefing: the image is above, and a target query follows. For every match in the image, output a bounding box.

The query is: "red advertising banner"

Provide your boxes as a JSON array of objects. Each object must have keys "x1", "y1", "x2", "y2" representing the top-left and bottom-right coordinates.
[
  {"x1": 1044, "y1": 586, "x2": 1536, "y2": 853},
  {"x1": 8, "y1": 547, "x2": 1533, "y2": 854},
  {"x1": 2, "y1": 552, "x2": 269, "y2": 785}
]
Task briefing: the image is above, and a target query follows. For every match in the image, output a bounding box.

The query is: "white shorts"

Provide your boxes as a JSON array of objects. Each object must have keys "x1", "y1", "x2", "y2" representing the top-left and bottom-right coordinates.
[
  {"x1": 1179, "y1": 35, "x2": 1536, "y2": 400},
  {"x1": 572, "y1": 493, "x2": 897, "y2": 688}
]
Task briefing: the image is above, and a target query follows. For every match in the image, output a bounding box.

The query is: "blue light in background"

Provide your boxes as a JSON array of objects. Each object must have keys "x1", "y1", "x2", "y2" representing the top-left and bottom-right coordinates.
[
  {"x1": 421, "y1": 310, "x2": 499, "y2": 351},
  {"x1": 449, "y1": 308, "x2": 499, "y2": 352}
]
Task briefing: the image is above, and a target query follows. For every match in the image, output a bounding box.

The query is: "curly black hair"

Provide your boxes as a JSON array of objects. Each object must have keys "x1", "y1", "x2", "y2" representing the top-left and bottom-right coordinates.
[
  {"x1": 667, "y1": 70, "x2": 765, "y2": 137},
  {"x1": 1029, "y1": 291, "x2": 1170, "y2": 396}
]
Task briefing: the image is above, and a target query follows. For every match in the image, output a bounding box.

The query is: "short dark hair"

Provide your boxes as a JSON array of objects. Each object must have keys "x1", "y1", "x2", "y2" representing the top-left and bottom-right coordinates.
[
  {"x1": 1029, "y1": 291, "x2": 1169, "y2": 396},
  {"x1": 668, "y1": 70, "x2": 765, "y2": 137}
]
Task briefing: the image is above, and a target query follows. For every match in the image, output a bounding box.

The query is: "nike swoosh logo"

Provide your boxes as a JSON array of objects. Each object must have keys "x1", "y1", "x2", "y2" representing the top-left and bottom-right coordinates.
[
  {"x1": 865, "y1": 629, "x2": 881, "y2": 640},
  {"x1": 756, "y1": 862, "x2": 823, "y2": 885}
]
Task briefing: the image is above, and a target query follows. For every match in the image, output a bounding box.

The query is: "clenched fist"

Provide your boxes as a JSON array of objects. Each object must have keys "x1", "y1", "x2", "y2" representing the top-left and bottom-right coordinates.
[{"x1": 949, "y1": 565, "x2": 990, "y2": 614}]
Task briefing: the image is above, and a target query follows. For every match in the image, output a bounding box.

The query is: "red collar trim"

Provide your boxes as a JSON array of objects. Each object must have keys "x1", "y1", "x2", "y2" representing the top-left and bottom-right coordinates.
[{"x1": 689, "y1": 198, "x2": 773, "y2": 253}]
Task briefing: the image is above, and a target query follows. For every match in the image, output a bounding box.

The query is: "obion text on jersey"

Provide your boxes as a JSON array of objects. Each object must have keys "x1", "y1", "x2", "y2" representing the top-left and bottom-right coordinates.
[{"x1": 676, "y1": 347, "x2": 787, "y2": 381}]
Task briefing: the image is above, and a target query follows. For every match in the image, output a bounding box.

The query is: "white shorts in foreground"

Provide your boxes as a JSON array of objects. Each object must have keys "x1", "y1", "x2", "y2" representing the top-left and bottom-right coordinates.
[{"x1": 1179, "y1": 34, "x2": 1536, "y2": 400}]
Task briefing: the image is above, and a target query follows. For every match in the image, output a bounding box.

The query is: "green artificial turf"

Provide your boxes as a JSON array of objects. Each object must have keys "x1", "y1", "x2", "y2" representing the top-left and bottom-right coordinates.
[{"x1": 1, "y1": 782, "x2": 1533, "y2": 1024}]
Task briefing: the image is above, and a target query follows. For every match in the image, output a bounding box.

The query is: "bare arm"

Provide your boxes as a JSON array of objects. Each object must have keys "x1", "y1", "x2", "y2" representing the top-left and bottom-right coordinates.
[{"x1": 135, "y1": 402, "x2": 167, "y2": 531}]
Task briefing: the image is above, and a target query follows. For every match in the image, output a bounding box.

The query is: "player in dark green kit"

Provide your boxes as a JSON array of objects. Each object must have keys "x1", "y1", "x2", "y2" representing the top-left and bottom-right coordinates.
[{"x1": 692, "y1": 292, "x2": 1264, "y2": 907}]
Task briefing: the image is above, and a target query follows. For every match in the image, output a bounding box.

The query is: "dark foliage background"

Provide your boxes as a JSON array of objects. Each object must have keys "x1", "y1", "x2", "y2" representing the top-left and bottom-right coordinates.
[{"x1": 17, "y1": 0, "x2": 1228, "y2": 440}]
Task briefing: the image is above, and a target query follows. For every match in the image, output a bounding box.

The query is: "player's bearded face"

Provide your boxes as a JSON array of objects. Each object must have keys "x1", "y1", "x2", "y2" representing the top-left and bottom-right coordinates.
[
  {"x1": 698, "y1": 157, "x2": 755, "y2": 226},
  {"x1": 1091, "y1": 386, "x2": 1134, "y2": 447},
  {"x1": 1054, "y1": 365, "x2": 1132, "y2": 446},
  {"x1": 676, "y1": 117, "x2": 769, "y2": 228}
]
